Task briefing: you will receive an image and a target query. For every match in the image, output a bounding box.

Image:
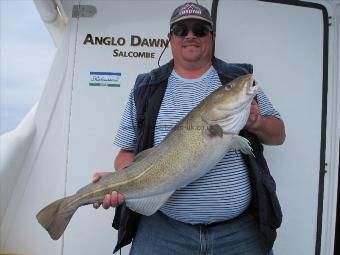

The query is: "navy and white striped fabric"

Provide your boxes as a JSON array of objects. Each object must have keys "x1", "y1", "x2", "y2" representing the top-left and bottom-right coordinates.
[{"x1": 114, "y1": 66, "x2": 281, "y2": 224}]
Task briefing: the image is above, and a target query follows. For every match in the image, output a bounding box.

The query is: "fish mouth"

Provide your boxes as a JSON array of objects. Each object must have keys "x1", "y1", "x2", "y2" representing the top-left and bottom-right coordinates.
[{"x1": 247, "y1": 81, "x2": 259, "y2": 95}]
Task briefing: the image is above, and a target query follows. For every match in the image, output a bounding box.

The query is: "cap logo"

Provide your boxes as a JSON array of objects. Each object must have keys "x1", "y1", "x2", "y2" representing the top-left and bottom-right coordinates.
[{"x1": 180, "y1": 3, "x2": 202, "y2": 16}]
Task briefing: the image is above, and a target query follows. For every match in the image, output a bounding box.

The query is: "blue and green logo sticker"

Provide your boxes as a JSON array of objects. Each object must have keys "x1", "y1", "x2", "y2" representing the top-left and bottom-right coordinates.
[{"x1": 89, "y1": 72, "x2": 121, "y2": 87}]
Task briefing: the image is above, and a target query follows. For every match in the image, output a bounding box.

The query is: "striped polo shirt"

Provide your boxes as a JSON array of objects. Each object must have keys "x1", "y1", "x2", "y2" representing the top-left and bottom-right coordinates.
[{"x1": 114, "y1": 66, "x2": 281, "y2": 224}]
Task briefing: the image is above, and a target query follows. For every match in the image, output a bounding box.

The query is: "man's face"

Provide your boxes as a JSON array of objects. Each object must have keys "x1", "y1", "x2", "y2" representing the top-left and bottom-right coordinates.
[{"x1": 168, "y1": 19, "x2": 215, "y2": 66}]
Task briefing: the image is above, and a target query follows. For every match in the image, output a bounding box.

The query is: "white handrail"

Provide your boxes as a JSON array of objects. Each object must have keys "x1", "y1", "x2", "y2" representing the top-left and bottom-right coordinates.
[{"x1": 0, "y1": 104, "x2": 37, "y2": 224}]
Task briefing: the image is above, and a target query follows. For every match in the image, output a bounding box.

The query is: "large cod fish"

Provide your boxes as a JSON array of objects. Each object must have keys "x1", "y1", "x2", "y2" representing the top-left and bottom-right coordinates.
[{"x1": 37, "y1": 74, "x2": 259, "y2": 240}]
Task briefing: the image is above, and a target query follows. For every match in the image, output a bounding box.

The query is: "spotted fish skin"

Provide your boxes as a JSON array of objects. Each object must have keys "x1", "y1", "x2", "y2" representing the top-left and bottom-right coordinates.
[{"x1": 36, "y1": 74, "x2": 259, "y2": 240}]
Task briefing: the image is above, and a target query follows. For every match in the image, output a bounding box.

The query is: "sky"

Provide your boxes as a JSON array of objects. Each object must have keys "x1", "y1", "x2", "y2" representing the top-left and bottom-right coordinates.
[{"x1": 0, "y1": 0, "x2": 56, "y2": 134}]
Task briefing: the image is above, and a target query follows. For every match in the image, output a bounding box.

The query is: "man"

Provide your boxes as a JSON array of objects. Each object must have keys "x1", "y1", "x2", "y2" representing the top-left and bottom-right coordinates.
[{"x1": 93, "y1": 2, "x2": 285, "y2": 255}]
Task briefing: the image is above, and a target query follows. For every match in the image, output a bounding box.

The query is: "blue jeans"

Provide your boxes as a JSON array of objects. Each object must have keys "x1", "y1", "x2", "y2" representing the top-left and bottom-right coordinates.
[{"x1": 130, "y1": 211, "x2": 273, "y2": 255}]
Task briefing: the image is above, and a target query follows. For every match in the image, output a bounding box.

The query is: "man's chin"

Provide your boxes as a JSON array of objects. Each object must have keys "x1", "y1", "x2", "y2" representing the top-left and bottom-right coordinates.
[{"x1": 182, "y1": 54, "x2": 201, "y2": 62}]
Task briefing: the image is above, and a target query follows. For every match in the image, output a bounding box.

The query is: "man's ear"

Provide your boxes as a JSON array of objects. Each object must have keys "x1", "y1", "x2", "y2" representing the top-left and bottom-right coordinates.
[
  {"x1": 167, "y1": 32, "x2": 171, "y2": 40},
  {"x1": 212, "y1": 31, "x2": 216, "y2": 41}
]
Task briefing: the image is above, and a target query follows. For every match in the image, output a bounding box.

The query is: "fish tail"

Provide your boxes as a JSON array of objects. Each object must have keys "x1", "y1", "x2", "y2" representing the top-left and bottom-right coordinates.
[{"x1": 36, "y1": 195, "x2": 77, "y2": 240}]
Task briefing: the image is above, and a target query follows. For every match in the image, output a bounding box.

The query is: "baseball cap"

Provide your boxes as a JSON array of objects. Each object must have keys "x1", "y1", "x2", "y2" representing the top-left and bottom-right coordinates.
[{"x1": 170, "y1": 2, "x2": 213, "y2": 27}]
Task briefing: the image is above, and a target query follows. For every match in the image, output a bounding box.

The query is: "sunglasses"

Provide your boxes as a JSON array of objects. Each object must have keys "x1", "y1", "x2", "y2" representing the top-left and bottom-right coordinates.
[{"x1": 170, "y1": 23, "x2": 212, "y2": 37}]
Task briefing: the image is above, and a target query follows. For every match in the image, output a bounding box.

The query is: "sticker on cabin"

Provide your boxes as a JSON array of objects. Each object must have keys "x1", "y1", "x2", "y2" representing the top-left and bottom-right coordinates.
[{"x1": 89, "y1": 72, "x2": 121, "y2": 87}]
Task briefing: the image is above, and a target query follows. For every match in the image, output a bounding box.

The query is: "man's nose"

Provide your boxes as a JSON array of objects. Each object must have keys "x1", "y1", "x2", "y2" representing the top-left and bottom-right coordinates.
[{"x1": 185, "y1": 29, "x2": 197, "y2": 39}]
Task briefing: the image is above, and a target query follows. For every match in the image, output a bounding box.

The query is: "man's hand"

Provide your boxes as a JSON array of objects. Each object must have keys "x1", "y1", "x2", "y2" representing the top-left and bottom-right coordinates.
[
  {"x1": 245, "y1": 100, "x2": 262, "y2": 131},
  {"x1": 92, "y1": 172, "x2": 125, "y2": 209},
  {"x1": 245, "y1": 100, "x2": 286, "y2": 145},
  {"x1": 92, "y1": 150, "x2": 133, "y2": 210}
]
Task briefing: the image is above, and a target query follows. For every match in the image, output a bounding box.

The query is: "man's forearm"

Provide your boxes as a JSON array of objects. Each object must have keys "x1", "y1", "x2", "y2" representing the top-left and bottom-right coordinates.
[
  {"x1": 114, "y1": 149, "x2": 135, "y2": 171},
  {"x1": 247, "y1": 116, "x2": 286, "y2": 145}
]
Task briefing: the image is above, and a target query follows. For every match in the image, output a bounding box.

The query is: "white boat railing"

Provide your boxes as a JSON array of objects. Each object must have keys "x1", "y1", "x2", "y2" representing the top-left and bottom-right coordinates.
[{"x1": 0, "y1": 104, "x2": 37, "y2": 224}]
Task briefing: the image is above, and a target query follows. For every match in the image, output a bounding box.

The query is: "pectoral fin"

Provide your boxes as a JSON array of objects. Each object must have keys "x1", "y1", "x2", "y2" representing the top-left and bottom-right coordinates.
[
  {"x1": 126, "y1": 191, "x2": 173, "y2": 216},
  {"x1": 230, "y1": 135, "x2": 254, "y2": 156},
  {"x1": 208, "y1": 124, "x2": 224, "y2": 137}
]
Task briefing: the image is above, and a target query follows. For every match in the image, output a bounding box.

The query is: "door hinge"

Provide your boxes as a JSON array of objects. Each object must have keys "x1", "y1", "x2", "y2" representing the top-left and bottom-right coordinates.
[{"x1": 72, "y1": 5, "x2": 97, "y2": 18}]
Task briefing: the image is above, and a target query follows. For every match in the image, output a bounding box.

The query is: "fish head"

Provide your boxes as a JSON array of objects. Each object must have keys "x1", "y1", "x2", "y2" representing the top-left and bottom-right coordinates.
[
  {"x1": 203, "y1": 74, "x2": 259, "y2": 131},
  {"x1": 223, "y1": 74, "x2": 259, "y2": 107}
]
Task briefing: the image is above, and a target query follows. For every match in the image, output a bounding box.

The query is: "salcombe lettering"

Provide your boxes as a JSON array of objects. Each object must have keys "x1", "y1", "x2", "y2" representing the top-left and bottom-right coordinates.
[{"x1": 113, "y1": 49, "x2": 155, "y2": 59}]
